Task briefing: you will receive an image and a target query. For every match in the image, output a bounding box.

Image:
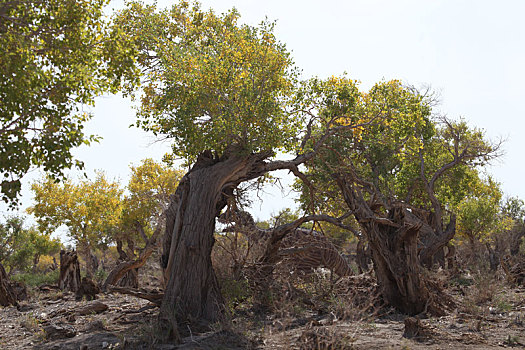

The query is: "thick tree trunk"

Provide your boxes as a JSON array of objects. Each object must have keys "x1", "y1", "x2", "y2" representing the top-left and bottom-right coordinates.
[
  {"x1": 158, "y1": 150, "x2": 273, "y2": 341},
  {"x1": 59, "y1": 250, "x2": 81, "y2": 292},
  {"x1": 336, "y1": 176, "x2": 448, "y2": 316},
  {"x1": 367, "y1": 210, "x2": 432, "y2": 315}
]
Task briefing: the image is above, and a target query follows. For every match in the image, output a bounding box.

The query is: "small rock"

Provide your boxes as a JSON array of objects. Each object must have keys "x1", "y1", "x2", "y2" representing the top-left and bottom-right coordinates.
[
  {"x1": 16, "y1": 302, "x2": 34, "y2": 312},
  {"x1": 76, "y1": 300, "x2": 109, "y2": 315},
  {"x1": 84, "y1": 320, "x2": 106, "y2": 332},
  {"x1": 102, "y1": 341, "x2": 109, "y2": 348},
  {"x1": 43, "y1": 324, "x2": 76, "y2": 340}
]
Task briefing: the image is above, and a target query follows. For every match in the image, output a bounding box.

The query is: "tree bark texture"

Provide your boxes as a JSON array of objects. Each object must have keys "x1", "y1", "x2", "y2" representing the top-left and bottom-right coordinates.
[
  {"x1": 59, "y1": 250, "x2": 81, "y2": 292},
  {"x1": 336, "y1": 176, "x2": 448, "y2": 315},
  {"x1": 158, "y1": 150, "x2": 273, "y2": 341},
  {"x1": 0, "y1": 262, "x2": 18, "y2": 306}
]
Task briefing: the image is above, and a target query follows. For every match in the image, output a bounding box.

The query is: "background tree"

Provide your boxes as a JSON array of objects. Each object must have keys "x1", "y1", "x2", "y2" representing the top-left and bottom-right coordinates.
[
  {"x1": 456, "y1": 177, "x2": 512, "y2": 269},
  {"x1": 29, "y1": 172, "x2": 123, "y2": 277},
  {"x1": 0, "y1": 0, "x2": 134, "y2": 205},
  {"x1": 104, "y1": 159, "x2": 183, "y2": 289},
  {"x1": 0, "y1": 216, "x2": 61, "y2": 275},
  {"x1": 502, "y1": 196, "x2": 525, "y2": 256},
  {"x1": 297, "y1": 80, "x2": 501, "y2": 314}
]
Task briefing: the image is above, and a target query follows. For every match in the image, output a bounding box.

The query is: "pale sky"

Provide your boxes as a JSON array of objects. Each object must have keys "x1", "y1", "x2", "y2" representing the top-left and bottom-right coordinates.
[{"x1": 3, "y1": 1, "x2": 525, "y2": 233}]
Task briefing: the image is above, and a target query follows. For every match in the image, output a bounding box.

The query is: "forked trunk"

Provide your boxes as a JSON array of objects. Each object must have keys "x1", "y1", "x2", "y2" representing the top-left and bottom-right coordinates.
[
  {"x1": 158, "y1": 150, "x2": 272, "y2": 341},
  {"x1": 336, "y1": 176, "x2": 448, "y2": 316}
]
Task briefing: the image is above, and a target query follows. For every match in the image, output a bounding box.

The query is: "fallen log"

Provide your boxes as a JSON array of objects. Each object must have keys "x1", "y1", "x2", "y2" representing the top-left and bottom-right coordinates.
[{"x1": 108, "y1": 285, "x2": 163, "y2": 306}]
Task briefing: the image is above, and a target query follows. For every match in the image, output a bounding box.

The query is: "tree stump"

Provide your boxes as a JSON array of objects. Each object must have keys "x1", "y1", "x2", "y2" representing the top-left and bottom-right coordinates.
[
  {"x1": 75, "y1": 277, "x2": 101, "y2": 301},
  {"x1": 59, "y1": 250, "x2": 81, "y2": 292}
]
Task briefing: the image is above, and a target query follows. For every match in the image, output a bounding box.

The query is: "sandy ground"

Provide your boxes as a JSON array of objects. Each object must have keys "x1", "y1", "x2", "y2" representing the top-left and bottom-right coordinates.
[{"x1": 1, "y1": 280, "x2": 524, "y2": 349}]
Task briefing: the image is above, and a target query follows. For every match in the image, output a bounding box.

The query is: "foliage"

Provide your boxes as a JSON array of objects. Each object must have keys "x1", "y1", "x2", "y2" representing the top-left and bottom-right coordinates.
[
  {"x1": 297, "y1": 79, "x2": 499, "y2": 234},
  {"x1": 12, "y1": 269, "x2": 59, "y2": 287},
  {"x1": 0, "y1": 0, "x2": 132, "y2": 204},
  {"x1": 115, "y1": 1, "x2": 300, "y2": 163},
  {"x1": 502, "y1": 196, "x2": 525, "y2": 223},
  {"x1": 120, "y1": 158, "x2": 183, "y2": 237},
  {"x1": 456, "y1": 177, "x2": 512, "y2": 244},
  {"x1": 0, "y1": 216, "x2": 61, "y2": 274},
  {"x1": 28, "y1": 172, "x2": 122, "y2": 261}
]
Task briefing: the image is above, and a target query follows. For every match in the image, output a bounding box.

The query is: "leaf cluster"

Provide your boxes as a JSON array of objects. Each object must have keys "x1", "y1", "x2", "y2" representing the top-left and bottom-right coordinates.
[
  {"x1": 115, "y1": 1, "x2": 300, "y2": 162},
  {"x1": 0, "y1": 0, "x2": 135, "y2": 205}
]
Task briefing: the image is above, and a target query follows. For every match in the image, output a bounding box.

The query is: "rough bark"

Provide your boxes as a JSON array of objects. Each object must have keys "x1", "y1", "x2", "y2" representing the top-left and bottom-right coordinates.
[
  {"x1": 158, "y1": 150, "x2": 275, "y2": 341},
  {"x1": 0, "y1": 262, "x2": 18, "y2": 306},
  {"x1": 336, "y1": 176, "x2": 448, "y2": 315},
  {"x1": 59, "y1": 250, "x2": 81, "y2": 292}
]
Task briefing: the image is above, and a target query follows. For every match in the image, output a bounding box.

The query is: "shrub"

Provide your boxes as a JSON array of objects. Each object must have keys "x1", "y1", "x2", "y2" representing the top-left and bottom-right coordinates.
[{"x1": 12, "y1": 269, "x2": 59, "y2": 287}]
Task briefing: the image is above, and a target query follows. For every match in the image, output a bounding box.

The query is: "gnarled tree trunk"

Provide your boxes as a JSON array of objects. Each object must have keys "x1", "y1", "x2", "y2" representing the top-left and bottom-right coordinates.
[
  {"x1": 158, "y1": 150, "x2": 274, "y2": 341},
  {"x1": 336, "y1": 176, "x2": 449, "y2": 315},
  {"x1": 59, "y1": 250, "x2": 81, "y2": 292}
]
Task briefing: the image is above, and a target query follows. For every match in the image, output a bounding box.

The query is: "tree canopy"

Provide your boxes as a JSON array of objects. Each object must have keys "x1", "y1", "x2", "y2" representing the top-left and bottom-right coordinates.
[
  {"x1": 0, "y1": 0, "x2": 132, "y2": 205},
  {"x1": 115, "y1": 1, "x2": 300, "y2": 162},
  {"x1": 28, "y1": 172, "x2": 122, "y2": 276}
]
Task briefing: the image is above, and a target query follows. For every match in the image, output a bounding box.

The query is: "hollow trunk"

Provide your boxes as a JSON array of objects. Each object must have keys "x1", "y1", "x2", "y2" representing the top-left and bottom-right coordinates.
[
  {"x1": 158, "y1": 150, "x2": 272, "y2": 341},
  {"x1": 59, "y1": 250, "x2": 81, "y2": 292},
  {"x1": 0, "y1": 262, "x2": 17, "y2": 306}
]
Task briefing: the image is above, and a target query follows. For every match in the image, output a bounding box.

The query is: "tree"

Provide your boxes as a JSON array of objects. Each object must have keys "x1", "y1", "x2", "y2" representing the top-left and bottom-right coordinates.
[
  {"x1": 298, "y1": 80, "x2": 501, "y2": 314},
  {"x1": 29, "y1": 172, "x2": 122, "y2": 277},
  {"x1": 115, "y1": 2, "x2": 373, "y2": 340},
  {"x1": 456, "y1": 177, "x2": 512, "y2": 269},
  {"x1": 0, "y1": 216, "x2": 61, "y2": 274},
  {"x1": 104, "y1": 159, "x2": 183, "y2": 289},
  {"x1": 0, "y1": 0, "x2": 134, "y2": 205},
  {"x1": 115, "y1": 2, "x2": 299, "y2": 338},
  {"x1": 502, "y1": 196, "x2": 525, "y2": 256}
]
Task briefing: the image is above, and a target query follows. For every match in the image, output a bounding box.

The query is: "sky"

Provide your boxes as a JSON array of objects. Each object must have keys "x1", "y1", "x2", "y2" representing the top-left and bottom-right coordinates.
[{"x1": 2, "y1": 0, "x2": 525, "y2": 236}]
